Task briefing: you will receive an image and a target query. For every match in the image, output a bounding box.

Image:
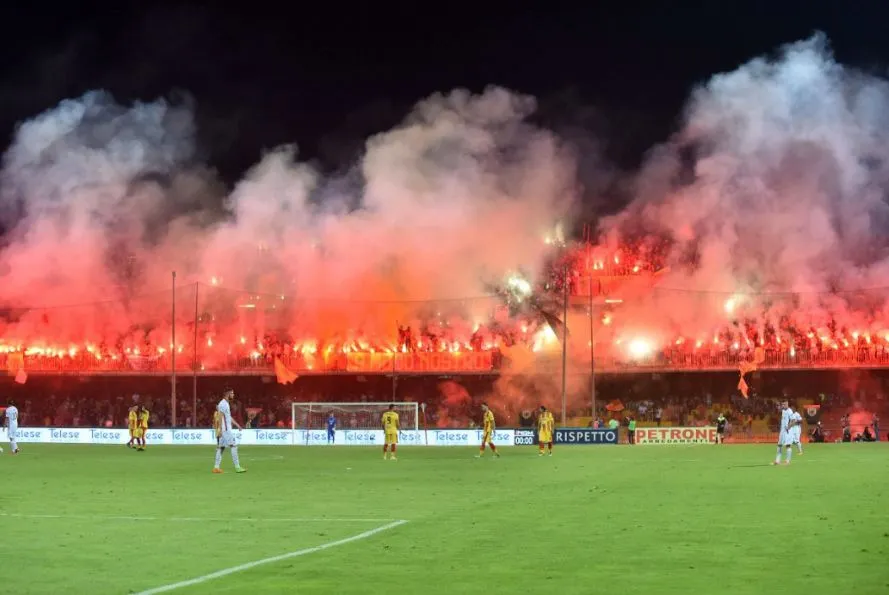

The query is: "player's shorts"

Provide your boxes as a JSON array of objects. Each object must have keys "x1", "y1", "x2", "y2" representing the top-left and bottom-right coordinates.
[
  {"x1": 129, "y1": 428, "x2": 135, "y2": 438},
  {"x1": 538, "y1": 431, "x2": 552, "y2": 443},
  {"x1": 384, "y1": 431, "x2": 398, "y2": 445},
  {"x1": 482, "y1": 430, "x2": 493, "y2": 444},
  {"x1": 779, "y1": 431, "x2": 793, "y2": 446},
  {"x1": 132, "y1": 427, "x2": 144, "y2": 439},
  {"x1": 716, "y1": 427, "x2": 725, "y2": 434},
  {"x1": 219, "y1": 430, "x2": 237, "y2": 448},
  {"x1": 7, "y1": 426, "x2": 16, "y2": 440}
]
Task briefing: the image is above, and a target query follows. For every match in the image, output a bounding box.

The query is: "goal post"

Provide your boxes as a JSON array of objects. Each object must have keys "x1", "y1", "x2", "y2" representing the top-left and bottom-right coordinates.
[{"x1": 291, "y1": 402, "x2": 420, "y2": 433}]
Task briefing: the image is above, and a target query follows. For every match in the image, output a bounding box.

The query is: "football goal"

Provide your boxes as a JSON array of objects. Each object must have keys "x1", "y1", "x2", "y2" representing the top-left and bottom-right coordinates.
[{"x1": 291, "y1": 402, "x2": 420, "y2": 433}]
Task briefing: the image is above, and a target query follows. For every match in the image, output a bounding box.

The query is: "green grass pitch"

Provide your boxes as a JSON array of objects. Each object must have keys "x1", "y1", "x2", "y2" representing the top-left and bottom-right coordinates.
[{"x1": 1, "y1": 443, "x2": 887, "y2": 594}]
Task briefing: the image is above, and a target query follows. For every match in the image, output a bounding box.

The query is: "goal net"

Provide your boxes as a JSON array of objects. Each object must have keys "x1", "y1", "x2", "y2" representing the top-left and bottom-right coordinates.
[{"x1": 291, "y1": 402, "x2": 419, "y2": 432}]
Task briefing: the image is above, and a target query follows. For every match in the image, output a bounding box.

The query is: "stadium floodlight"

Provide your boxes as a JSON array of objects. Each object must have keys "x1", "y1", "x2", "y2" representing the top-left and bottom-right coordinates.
[{"x1": 291, "y1": 402, "x2": 419, "y2": 439}]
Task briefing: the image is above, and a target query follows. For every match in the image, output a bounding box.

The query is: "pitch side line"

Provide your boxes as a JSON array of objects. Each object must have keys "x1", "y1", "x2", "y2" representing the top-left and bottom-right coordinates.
[
  {"x1": 0, "y1": 513, "x2": 396, "y2": 523},
  {"x1": 132, "y1": 519, "x2": 409, "y2": 595}
]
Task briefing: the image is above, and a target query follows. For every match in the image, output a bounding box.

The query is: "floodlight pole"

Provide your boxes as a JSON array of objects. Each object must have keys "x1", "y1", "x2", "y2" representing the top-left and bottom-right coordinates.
[
  {"x1": 589, "y1": 274, "x2": 597, "y2": 422},
  {"x1": 193, "y1": 282, "x2": 199, "y2": 428},
  {"x1": 560, "y1": 265, "x2": 569, "y2": 426},
  {"x1": 171, "y1": 271, "x2": 177, "y2": 428}
]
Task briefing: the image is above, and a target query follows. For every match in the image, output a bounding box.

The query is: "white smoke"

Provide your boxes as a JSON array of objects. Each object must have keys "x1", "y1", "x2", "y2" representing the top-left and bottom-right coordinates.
[
  {"x1": 0, "y1": 86, "x2": 576, "y2": 348},
  {"x1": 601, "y1": 33, "x2": 889, "y2": 346}
]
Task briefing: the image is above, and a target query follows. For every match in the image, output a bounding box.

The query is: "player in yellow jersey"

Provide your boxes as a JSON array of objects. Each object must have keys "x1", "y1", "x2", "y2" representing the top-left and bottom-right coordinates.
[
  {"x1": 381, "y1": 404, "x2": 399, "y2": 460},
  {"x1": 537, "y1": 405, "x2": 554, "y2": 456},
  {"x1": 131, "y1": 405, "x2": 146, "y2": 452},
  {"x1": 477, "y1": 403, "x2": 500, "y2": 458},
  {"x1": 126, "y1": 405, "x2": 139, "y2": 448},
  {"x1": 137, "y1": 406, "x2": 150, "y2": 451}
]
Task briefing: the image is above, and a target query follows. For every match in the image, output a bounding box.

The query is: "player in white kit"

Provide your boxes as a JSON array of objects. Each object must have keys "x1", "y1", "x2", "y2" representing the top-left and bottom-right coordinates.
[
  {"x1": 791, "y1": 409, "x2": 803, "y2": 455},
  {"x1": 4, "y1": 400, "x2": 19, "y2": 454},
  {"x1": 213, "y1": 389, "x2": 246, "y2": 474},
  {"x1": 773, "y1": 400, "x2": 794, "y2": 465}
]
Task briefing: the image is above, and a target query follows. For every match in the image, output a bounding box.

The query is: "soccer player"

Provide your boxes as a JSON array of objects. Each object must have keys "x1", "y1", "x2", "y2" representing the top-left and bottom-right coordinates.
[
  {"x1": 537, "y1": 406, "x2": 554, "y2": 456},
  {"x1": 213, "y1": 389, "x2": 246, "y2": 474},
  {"x1": 791, "y1": 409, "x2": 803, "y2": 455},
  {"x1": 327, "y1": 412, "x2": 337, "y2": 445},
  {"x1": 774, "y1": 400, "x2": 794, "y2": 465},
  {"x1": 4, "y1": 400, "x2": 19, "y2": 454},
  {"x1": 477, "y1": 403, "x2": 500, "y2": 458},
  {"x1": 137, "y1": 405, "x2": 150, "y2": 451},
  {"x1": 715, "y1": 413, "x2": 727, "y2": 445},
  {"x1": 381, "y1": 404, "x2": 399, "y2": 460},
  {"x1": 126, "y1": 404, "x2": 139, "y2": 448}
]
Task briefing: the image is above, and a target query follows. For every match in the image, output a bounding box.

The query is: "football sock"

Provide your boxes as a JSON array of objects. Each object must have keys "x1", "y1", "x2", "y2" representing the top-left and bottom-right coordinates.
[
  {"x1": 214, "y1": 448, "x2": 223, "y2": 469},
  {"x1": 9, "y1": 438, "x2": 16, "y2": 452},
  {"x1": 231, "y1": 446, "x2": 241, "y2": 468},
  {"x1": 775, "y1": 446, "x2": 782, "y2": 464},
  {"x1": 784, "y1": 448, "x2": 792, "y2": 463}
]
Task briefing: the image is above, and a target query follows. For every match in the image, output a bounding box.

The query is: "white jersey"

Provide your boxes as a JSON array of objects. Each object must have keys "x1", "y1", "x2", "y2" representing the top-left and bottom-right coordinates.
[
  {"x1": 5, "y1": 405, "x2": 18, "y2": 429},
  {"x1": 779, "y1": 407, "x2": 793, "y2": 445},
  {"x1": 791, "y1": 411, "x2": 802, "y2": 442},
  {"x1": 216, "y1": 399, "x2": 237, "y2": 447},
  {"x1": 217, "y1": 399, "x2": 232, "y2": 432}
]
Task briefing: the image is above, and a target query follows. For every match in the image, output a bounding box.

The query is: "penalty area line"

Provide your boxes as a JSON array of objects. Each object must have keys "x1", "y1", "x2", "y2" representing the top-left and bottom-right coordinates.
[
  {"x1": 132, "y1": 519, "x2": 409, "y2": 595},
  {"x1": 0, "y1": 513, "x2": 397, "y2": 523}
]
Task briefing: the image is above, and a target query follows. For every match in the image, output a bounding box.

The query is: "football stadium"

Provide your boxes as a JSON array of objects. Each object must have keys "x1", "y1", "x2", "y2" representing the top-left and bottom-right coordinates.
[{"x1": 1, "y1": 27, "x2": 888, "y2": 595}]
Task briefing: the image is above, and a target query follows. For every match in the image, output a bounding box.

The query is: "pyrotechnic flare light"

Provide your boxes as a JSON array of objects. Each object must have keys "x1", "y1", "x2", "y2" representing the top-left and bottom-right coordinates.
[
  {"x1": 506, "y1": 274, "x2": 532, "y2": 298},
  {"x1": 628, "y1": 338, "x2": 652, "y2": 359}
]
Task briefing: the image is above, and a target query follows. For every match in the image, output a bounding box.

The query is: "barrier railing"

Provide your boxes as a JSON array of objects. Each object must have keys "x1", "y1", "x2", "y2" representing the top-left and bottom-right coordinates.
[{"x1": 7, "y1": 347, "x2": 889, "y2": 374}]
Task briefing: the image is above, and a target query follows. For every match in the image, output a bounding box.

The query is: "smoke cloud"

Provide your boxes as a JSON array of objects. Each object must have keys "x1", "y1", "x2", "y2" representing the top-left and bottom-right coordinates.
[
  {"x1": 599, "y1": 33, "x2": 889, "y2": 352},
  {"x1": 0, "y1": 86, "x2": 575, "y2": 353},
  {"x1": 4, "y1": 33, "x2": 888, "y2": 420}
]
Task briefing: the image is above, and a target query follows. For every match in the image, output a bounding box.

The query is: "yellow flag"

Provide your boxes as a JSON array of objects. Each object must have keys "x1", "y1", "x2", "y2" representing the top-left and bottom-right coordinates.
[{"x1": 274, "y1": 358, "x2": 298, "y2": 385}]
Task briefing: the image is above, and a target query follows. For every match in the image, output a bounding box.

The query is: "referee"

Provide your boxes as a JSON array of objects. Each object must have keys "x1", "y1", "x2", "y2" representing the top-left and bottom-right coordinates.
[{"x1": 715, "y1": 413, "x2": 727, "y2": 444}]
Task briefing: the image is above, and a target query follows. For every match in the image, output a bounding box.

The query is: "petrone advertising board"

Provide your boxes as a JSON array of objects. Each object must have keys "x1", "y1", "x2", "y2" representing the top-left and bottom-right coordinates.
[
  {"x1": 3, "y1": 428, "x2": 517, "y2": 447},
  {"x1": 634, "y1": 426, "x2": 717, "y2": 445}
]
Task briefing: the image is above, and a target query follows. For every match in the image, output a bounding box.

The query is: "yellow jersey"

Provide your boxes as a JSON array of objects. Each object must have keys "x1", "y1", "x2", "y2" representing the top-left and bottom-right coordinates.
[
  {"x1": 381, "y1": 411, "x2": 399, "y2": 433},
  {"x1": 139, "y1": 410, "x2": 150, "y2": 429},
  {"x1": 128, "y1": 408, "x2": 138, "y2": 430},
  {"x1": 483, "y1": 409, "x2": 495, "y2": 433},
  {"x1": 538, "y1": 411, "x2": 554, "y2": 433}
]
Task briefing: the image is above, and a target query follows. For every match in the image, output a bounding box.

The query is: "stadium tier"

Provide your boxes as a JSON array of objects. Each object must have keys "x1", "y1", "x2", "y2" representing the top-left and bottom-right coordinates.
[{"x1": 5, "y1": 345, "x2": 889, "y2": 375}]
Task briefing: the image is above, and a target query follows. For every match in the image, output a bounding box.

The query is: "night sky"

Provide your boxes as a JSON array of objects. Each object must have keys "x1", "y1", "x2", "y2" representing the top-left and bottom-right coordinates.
[{"x1": 1, "y1": 1, "x2": 886, "y2": 195}]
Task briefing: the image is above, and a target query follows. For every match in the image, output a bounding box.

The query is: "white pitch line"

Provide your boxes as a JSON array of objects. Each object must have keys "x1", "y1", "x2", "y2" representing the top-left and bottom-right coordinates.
[
  {"x1": 133, "y1": 519, "x2": 409, "y2": 595},
  {"x1": 0, "y1": 513, "x2": 396, "y2": 523}
]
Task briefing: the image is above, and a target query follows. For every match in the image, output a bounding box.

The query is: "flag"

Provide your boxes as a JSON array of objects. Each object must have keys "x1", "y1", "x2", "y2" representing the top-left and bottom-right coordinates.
[
  {"x1": 538, "y1": 309, "x2": 568, "y2": 342},
  {"x1": 805, "y1": 404, "x2": 821, "y2": 423},
  {"x1": 6, "y1": 352, "x2": 23, "y2": 376},
  {"x1": 274, "y1": 358, "x2": 298, "y2": 385},
  {"x1": 737, "y1": 352, "x2": 762, "y2": 399},
  {"x1": 605, "y1": 399, "x2": 624, "y2": 412},
  {"x1": 14, "y1": 369, "x2": 27, "y2": 384},
  {"x1": 753, "y1": 346, "x2": 765, "y2": 365}
]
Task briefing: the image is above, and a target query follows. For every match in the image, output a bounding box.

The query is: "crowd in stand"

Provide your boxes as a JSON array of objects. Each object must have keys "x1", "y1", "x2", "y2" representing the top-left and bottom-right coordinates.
[{"x1": 5, "y1": 370, "x2": 887, "y2": 440}]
